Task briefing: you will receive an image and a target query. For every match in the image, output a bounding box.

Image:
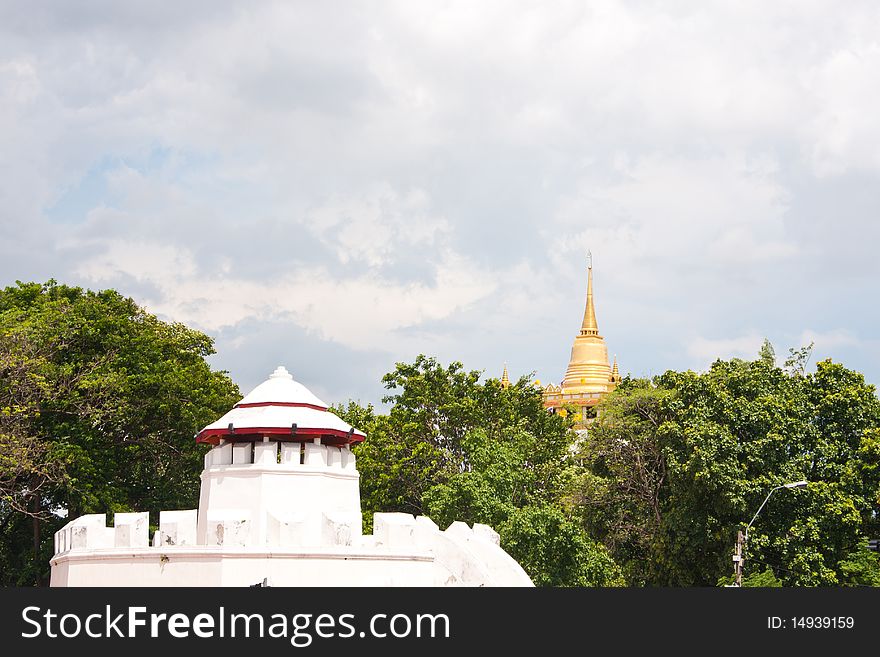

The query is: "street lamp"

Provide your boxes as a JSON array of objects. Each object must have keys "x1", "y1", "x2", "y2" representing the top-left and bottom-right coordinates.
[{"x1": 732, "y1": 480, "x2": 808, "y2": 587}]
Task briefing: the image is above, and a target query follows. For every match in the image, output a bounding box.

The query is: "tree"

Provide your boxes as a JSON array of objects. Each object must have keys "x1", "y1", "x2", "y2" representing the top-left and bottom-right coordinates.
[
  {"x1": 333, "y1": 355, "x2": 623, "y2": 586},
  {"x1": 0, "y1": 281, "x2": 239, "y2": 585},
  {"x1": 784, "y1": 341, "x2": 814, "y2": 376},
  {"x1": 499, "y1": 505, "x2": 623, "y2": 587},
  {"x1": 568, "y1": 378, "x2": 673, "y2": 585},
  {"x1": 575, "y1": 345, "x2": 880, "y2": 586},
  {"x1": 837, "y1": 544, "x2": 880, "y2": 586},
  {"x1": 717, "y1": 567, "x2": 782, "y2": 587},
  {"x1": 759, "y1": 338, "x2": 776, "y2": 366}
]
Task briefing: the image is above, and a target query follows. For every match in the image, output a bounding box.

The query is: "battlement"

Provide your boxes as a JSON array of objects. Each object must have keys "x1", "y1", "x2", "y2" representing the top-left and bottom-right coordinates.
[
  {"x1": 51, "y1": 509, "x2": 533, "y2": 586},
  {"x1": 203, "y1": 439, "x2": 357, "y2": 471},
  {"x1": 52, "y1": 509, "x2": 510, "y2": 571},
  {"x1": 54, "y1": 512, "x2": 151, "y2": 553}
]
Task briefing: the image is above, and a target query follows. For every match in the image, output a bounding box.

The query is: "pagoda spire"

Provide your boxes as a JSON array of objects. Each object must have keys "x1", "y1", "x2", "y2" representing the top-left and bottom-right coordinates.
[
  {"x1": 579, "y1": 254, "x2": 599, "y2": 336},
  {"x1": 560, "y1": 254, "x2": 613, "y2": 395},
  {"x1": 501, "y1": 363, "x2": 510, "y2": 389}
]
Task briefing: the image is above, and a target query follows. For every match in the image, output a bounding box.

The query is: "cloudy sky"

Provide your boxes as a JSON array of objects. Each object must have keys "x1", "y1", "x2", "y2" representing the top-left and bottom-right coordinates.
[{"x1": 2, "y1": 1, "x2": 879, "y2": 405}]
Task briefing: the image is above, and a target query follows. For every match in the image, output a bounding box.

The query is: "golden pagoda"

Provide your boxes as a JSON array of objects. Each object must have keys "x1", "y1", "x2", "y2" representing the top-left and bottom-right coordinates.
[{"x1": 542, "y1": 255, "x2": 621, "y2": 423}]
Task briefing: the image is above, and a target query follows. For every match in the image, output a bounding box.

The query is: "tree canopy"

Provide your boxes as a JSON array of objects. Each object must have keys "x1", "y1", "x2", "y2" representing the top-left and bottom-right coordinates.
[
  {"x1": 333, "y1": 350, "x2": 880, "y2": 587},
  {"x1": 332, "y1": 355, "x2": 624, "y2": 587},
  {"x1": 574, "y1": 351, "x2": 880, "y2": 586},
  {"x1": 0, "y1": 281, "x2": 239, "y2": 585}
]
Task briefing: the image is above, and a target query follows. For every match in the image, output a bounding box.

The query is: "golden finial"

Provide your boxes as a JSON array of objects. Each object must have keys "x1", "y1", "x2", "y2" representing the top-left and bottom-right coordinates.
[
  {"x1": 612, "y1": 355, "x2": 620, "y2": 380},
  {"x1": 580, "y1": 254, "x2": 599, "y2": 336},
  {"x1": 501, "y1": 363, "x2": 510, "y2": 389}
]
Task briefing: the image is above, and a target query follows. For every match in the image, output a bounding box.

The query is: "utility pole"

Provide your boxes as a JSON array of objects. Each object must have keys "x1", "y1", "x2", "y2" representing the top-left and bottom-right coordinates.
[{"x1": 733, "y1": 530, "x2": 744, "y2": 587}]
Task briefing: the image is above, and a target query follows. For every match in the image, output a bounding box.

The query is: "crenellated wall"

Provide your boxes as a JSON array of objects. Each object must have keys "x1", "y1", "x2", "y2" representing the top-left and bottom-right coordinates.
[
  {"x1": 51, "y1": 510, "x2": 532, "y2": 586},
  {"x1": 54, "y1": 512, "x2": 151, "y2": 553},
  {"x1": 50, "y1": 438, "x2": 534, "y2": 587}
]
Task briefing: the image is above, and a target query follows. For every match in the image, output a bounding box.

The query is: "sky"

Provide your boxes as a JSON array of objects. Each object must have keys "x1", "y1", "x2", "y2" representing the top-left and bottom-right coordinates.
[{"x1": 2, "y1": 1, "x2": 879, "y2": 406}]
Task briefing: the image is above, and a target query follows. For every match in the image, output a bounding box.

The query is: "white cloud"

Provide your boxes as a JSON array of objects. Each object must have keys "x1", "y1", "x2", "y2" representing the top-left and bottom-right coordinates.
[
  {"x1": 74, "y1": 238, "x2": 496, "y2": 352},
  {"x1": 306, "y1": 184, "x2": 449, "y2": 267},
  {"x1": 685, "y1": 329, "x2": 862, "y2": 372},
  {"x1": 76, "y1": 240, "x2": 196, "y2": 283},
  {"x1": 802, "y1": 43, "x2": 880, "y2": 176},
  {"x1": 3, "y1": 1, "x2": 880, "y2": 399},
  {"x1": 686, "y1": 333, "x2": 765, "y2": 367},
  {"x1": 797, "y1": 328, "x2": 859, "y2": 352},
  {"x1": 550, "y1": 153, "x2": 795, "y2": 298}
]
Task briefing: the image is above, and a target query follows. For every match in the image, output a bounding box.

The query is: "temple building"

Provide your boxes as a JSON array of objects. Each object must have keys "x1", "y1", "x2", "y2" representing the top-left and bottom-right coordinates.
[
  {"x1": 50, "y1": 366, "x2": 532, "y2": 587},
  {"x1": 541, "y1": 257, "x2": 621, "y2": 425}
]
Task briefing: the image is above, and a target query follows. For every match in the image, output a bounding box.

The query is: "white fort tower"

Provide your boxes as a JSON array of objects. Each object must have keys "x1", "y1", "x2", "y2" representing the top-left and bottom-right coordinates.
[{"x1": 50, "y1": 366, "x2": 533, "y2": 587}]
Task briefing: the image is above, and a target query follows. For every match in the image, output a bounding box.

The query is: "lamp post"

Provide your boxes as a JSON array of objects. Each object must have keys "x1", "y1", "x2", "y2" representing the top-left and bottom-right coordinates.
[{"x1": 733, "y1": 480, "x2": 808, "y2": 587}]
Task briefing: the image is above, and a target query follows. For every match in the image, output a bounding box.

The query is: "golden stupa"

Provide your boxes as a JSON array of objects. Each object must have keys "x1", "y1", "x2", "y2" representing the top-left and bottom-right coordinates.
[{"x1": 542, "y1": 255, "x2": 621, "y2": 423}]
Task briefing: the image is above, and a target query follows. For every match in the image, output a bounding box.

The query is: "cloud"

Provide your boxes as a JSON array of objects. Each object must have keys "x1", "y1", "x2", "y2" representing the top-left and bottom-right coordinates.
[
  {"x1": 802, "y1": 43, "x2": 880, "y2": 176},
  {"x1": 76, "y1": 240, "x2": 196, "y2": 283},
  {"x1": 797, "y1": 328, "x2": 859, "y2": 352},
  {"x1": 306, "y1": 184, "x2": 450, "y2": 267},
  {"x1": 686, "y1": 333, "x2": 765, "y2": 368},
  {"x1": 552, "y1": 153, "x2": 795, "y2": 280},
  {"x1": 74, "y1": 237, "x2": 496, "y2": 352},
  {"x1": 2, "y1": 1, "x2": 880, "y2": 402}
]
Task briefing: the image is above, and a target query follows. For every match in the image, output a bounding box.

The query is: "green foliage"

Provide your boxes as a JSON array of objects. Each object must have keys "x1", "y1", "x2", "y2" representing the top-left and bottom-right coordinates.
[
  {"x1": 759, "y1": 339, "x2": 776, "y2": 366},
  {"x1": 576, "y1": 344, "x2": 880, "y2": 587},
  {"x1": 0, "y1": 280, "x2": 239, "y2": 585},
  {"x1": 744, "y1": 568, "x2": 783, "y2": 587},
  {"x1": 837, "y1": 544, "x2": 880, "y2": 587},
  {"x1": 333, "y1": 355, "x2": 622, "y2": 586},
  {"x1": 784, "y1": 341, "x2": 814, "y2": 376},
  {"x1": 499, "y1": 505, "x2": 624, "y2": 587},
  {"x1": 718, "y1": 568, "x2": 782, "y2": 587}
]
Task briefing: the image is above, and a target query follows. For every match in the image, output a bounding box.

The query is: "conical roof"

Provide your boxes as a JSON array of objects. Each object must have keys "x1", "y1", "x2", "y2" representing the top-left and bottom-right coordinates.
[
  {"x1": 579, "y1": 265, "x2": 599, "y2": 336},
  {"x1": 238, "y1": 366, "x2": 329, "y2": 409},
  {"x1": 195, "y1": 366, "x2": 365, "y2": 446},
  {"x1": 562, "y1": 259, "x2": 612, "y2": 393}
]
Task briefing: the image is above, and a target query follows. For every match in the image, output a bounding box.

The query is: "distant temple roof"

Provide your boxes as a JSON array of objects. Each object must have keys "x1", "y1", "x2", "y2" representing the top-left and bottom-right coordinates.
[{"x1": 195, "y1": 366, "x2": 366, "y2": 446}]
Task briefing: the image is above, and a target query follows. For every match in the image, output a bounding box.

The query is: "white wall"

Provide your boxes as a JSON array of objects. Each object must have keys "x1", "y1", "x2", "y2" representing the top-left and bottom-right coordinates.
[{"x1": 51, "y1": 440, "x2": 533, "y2": 587}]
